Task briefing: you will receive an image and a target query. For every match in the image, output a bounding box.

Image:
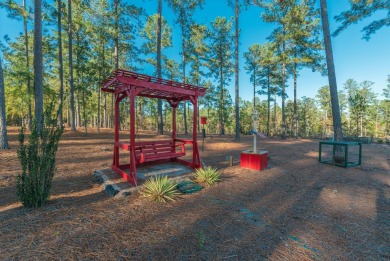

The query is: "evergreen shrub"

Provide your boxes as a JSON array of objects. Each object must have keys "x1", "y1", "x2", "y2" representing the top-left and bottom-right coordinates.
[{"x1": 16, "y1": 113, "x2": 63, "y2": 208}]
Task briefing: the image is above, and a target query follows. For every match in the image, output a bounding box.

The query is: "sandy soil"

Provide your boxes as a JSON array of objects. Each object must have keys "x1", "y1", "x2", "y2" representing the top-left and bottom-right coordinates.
[{"x1": 1, "y1": 127, "x2": 389, "y2": 260}]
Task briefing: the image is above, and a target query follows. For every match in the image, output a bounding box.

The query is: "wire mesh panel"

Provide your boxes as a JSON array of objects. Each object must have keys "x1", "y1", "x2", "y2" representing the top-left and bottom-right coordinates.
[{"x1": 319, "y1": 141, "x2": 362, "y2": 168}]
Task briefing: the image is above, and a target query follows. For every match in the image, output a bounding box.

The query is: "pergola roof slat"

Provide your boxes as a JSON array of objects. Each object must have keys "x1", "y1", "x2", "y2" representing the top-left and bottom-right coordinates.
[{"x1": 101, "y1": 69, "x2": 207, "y2": 100}]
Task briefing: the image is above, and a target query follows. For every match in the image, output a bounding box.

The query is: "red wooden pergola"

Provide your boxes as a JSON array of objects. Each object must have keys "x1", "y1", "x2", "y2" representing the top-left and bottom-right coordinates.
[{"x1": 101, "y1": 69, "x2": 207, "y2": 186}]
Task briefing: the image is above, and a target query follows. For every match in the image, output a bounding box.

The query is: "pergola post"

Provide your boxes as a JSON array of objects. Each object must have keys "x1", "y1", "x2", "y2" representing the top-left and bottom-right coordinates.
[
  {"x1": 128, "y1": 87, "x2": 137, "y2": 184},
  {"x1": 114, "y1": 94, "x2": 120, "y2": 167},
  {"x1": 172, "y1": 105, "x2": 176, "y2": 140},
  {"x1": 191, "y1": 96, "x2": 201, "y2": 167}
]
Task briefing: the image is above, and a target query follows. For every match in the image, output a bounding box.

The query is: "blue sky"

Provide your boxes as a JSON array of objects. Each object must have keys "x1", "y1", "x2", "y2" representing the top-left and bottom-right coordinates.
[{"x1": 1, "y1": 0, "x2": 389, "y2": 102}]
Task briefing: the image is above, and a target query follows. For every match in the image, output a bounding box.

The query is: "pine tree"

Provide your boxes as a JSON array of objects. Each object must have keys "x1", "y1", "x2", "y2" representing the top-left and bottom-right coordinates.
[
  {"x1": 0, "y1": 56, "x2": 9, "y2": 149},
  {"x1": 319, "y1": 0, "x2": 343, "y2": 141},
  {"x1": 141, "y1": 13, "x2": 172, "y2": 131},
  {"x1": 57, "y1": 0, "x2": 64, "y2": 126},
  {"x1": 260, "y1": 0, "x2": 293, "y2": 139},
  {"x1": 287, "y1": 0, "x2": 324, "y2": 138},
  {"x1": 67, "y1": 0, "x2": 76, "y2": 131},
  {"x1": 157, "y1": 0, "x2": 163, "y2": 134},
  {"x1": 381, "y1": 75, "x2": 390, "y2": 137},
  {"x1": 188, "y1": 23, "x2": 208, "y2": 131},
  {"x1": 228, "y1": 0, "x2": 242, "y2": 141},
  {"x1": 258, "y1": 43, "x2": 278, "y2": 136},
  {"x1": 243, "y1": 44, "x2": 262, "y2": 107},
  {"x1": 140, "y1": 14, "x2": 172, "y2": 69},
  {"x1": 207, "y1": 17, "x2": 234, "y2": 135},
  {"x1": 167, "y1": 0, "x2": 204, "y2": 135},
  {"x1": 316, "y1": 85, "x2": 332, "y2": 137},
  {"x1": 333, "y1": 0, "x2": 390, "y2": 40},
  {"x1": 0, "y1": 0, "x2": 33, "y2": 130},
  {"x1": 34, "y1": 0, "x2": 44, "y2": 132}
]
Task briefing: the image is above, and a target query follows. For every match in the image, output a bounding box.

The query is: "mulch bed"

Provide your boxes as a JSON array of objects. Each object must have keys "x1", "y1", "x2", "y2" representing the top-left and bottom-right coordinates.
[{"x1": 1, "y1": 127, "x2": 389, "y2": 260}]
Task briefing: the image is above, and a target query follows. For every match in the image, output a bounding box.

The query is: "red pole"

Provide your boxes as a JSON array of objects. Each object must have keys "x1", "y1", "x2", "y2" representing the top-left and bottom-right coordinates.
[
  {"x1": 129, "y1": 89, "x2": 135, "y2": 149},
  {"x1": 192, "y1": 96, "x2": 198, "y2": 166},
  {"x1": 114, "y1": 94, "x2": 119, "y2": 167},
  {"x1": 172, "y1": 105, "x2": 176, "y2": 140},
  {"x1": 129, "y1": 87, "x2": 137, "y2": 182}
]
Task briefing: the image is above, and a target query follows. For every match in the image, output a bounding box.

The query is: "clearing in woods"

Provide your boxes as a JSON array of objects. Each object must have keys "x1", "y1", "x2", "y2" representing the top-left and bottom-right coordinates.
[{"x1": 1, "y1": 127, "x2": 389, "y2": 260}]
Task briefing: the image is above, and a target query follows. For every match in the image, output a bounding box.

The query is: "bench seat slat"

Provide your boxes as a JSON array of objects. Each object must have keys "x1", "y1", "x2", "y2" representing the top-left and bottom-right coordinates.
[{"x1": 136, "y1": 145, "x2": 182, "y2": 153}]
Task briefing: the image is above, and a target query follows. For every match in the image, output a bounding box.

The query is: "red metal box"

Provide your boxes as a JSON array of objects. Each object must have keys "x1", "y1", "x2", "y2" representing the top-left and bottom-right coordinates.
[{"x1": 240, "y1": 150, "x2": 268, "y2": 171}]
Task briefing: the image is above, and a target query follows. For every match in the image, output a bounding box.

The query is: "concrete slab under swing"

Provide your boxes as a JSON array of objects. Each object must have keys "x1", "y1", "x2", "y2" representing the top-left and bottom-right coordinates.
[
  {"x1": 92, "y1": 162, "x2": 194, "y2": 197},
  {"x1": 136, "y1": 162, "x2": 193, "y2": 179}
]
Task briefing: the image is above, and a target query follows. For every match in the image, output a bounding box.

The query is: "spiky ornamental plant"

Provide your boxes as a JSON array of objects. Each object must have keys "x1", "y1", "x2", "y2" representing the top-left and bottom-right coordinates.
[
  {"x1": 142, "y1": 175, "x2": 180, "y2": 203},
  {"x1": 16, "y1": 108, "x2": 63, "y2": 208},
  {"x1": 194, "y1": 167, "x2": 220, "y2": 186}
]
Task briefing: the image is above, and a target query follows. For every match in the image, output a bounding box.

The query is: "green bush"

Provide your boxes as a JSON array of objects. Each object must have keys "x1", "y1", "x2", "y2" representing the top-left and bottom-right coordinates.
[
  {"x1": 377, "y1": 139, "x2": 383, "y2": 144},
  {"x1": 16, "y1": 118, "x2": 63, "y2": 208},
  {"x1": 194, "y1": 166, "x2": 220, "y2": 186},
  {"x1": 141, "y1": 176, "x2": 180, "y2": 203}
]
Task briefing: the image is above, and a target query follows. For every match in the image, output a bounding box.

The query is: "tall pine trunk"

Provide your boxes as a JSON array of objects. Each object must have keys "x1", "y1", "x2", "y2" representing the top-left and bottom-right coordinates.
[
  {"x1": 34, "y1": 0, "x2": 43, "y2": 132},
  {"x1": 156, "y1": 0, "x2": 163, "y2": 134},
  {"x1": 219, "y1": 64, "x2": 225, "y2": 135},
  {"x1": 0, "y1": 57, "x2": 9, "y2": 149},
  {"x1": 82, "y1": 89, "x2": 87, "y2": 134},
  {"x1": 77, "y1": 94, "x2": 81, "y2": 127},
  {"x1": 75, "y1": 32, "x2": 81, "y2": 129},
  {"x1": 253, "y1": 68, "x2": 256, "y2": 107},
  {"x1": 303, "y1": 104, "x2": 307, "y2": 137},
  {"x1": 113, "y1": 0, "x2": 119, "y2": 130},
  {"x1": 23, "y1": 0, "x2": 32, "y2": 131},
  {"x1": 234, "y1": 0, "x2": 240, "y2": 141},
  {"x1": 281, "y1": 26, "x2": 286, "y2": 140},
  {"x1": 97, "y1": 87, "x2": 101, "y2": 132},
  {"x1": 320, "y1": 0, "x2": 343, "y2": 141},
  {"x1": 68, "y1": 0, "x2": 76, "y2": 131},
  {"x1": 57, "y1": 0, "x2": 64, "y2": 126},
  {"x1": 114, "y1": 0, "x2": 119, "y2": 69},
  {"x1": 274, "y1": 91, "x2": 277, "y2": 135},
  {"x1": 104, "y1": 94, "x2": 107, "y2": 128},
  {"x1": 267, "y1": 68, "x2": 270, "y2": 136},
  {"x1": 196, "y1": 59, "x2": 200, "y2": 132},
  {"x1": 293, "y1": 62, "x2": 298, "y2": 138},
  {"x1": 181, "y1": 21, "x2": 188, "y2": 135}
]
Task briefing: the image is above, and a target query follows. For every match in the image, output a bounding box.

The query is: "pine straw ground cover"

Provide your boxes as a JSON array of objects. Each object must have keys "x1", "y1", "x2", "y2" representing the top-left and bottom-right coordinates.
[{"x1": 1, "y1": 127, "x2": 389, "y2": 260}]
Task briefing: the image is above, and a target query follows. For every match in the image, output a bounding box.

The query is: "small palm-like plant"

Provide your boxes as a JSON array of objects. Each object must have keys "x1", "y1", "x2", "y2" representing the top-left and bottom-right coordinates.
[
  {"x1": 141, "y1": 176, "x2": 180, "y2": 203},
  {"x1": 194, "y1": 166, "x2": 220, "y2": 186}
]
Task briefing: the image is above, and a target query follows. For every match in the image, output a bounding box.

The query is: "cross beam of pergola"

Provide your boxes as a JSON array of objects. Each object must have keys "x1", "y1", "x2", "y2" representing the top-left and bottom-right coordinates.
[{"x1": 101, "y1": 69, "x2": 207, "y2": 186}]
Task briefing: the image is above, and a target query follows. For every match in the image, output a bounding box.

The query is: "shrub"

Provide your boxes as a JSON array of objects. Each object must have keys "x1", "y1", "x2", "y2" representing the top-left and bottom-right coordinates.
[
  {"x1": 16, "y1": 117, "x2": 63, "y2": 208},
  {"x1": 141, "y1": 175, "x2": 180, "y2": 203},
  {"x1": 377, "y1": 139, "x2": 383, "y2": 144},
  {"x1": 194, "y1": 166, "x2": 220, "y2": 186}
]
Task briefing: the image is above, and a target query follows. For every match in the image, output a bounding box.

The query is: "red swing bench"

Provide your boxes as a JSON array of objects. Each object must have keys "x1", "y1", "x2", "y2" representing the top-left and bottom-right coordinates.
[
  {"x1": 115, "y1": 139, "x2": 187, "y2": 164},
  {"x1": 101, "y1": 69, "x2": 207, "y2": 186}
]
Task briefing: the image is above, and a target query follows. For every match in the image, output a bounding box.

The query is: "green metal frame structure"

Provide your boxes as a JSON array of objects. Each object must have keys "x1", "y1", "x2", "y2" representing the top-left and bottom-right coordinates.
[{"x1": 319, "y1": 141, "x2": 362, "y2": 168}]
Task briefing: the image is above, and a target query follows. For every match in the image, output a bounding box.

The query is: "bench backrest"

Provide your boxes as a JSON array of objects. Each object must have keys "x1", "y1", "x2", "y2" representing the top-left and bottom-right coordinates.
[{"x1": 134, "y1": 140, "x2": 183, "y2": 156}]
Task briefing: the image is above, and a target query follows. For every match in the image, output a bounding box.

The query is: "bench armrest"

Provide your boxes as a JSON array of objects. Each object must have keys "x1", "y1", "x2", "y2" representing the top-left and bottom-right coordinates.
[{"x1": 174, "y1": 139, "x2": 193, "y2": 145}]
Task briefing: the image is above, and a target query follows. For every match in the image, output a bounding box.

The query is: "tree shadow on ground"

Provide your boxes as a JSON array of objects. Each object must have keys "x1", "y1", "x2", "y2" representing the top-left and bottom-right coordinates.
[{"x1": 1, "y1": 137, "x2": 389, "y2": 260}]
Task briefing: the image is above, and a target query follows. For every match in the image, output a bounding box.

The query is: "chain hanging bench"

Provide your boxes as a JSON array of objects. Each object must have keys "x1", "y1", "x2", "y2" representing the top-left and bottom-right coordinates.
[{"x1": 101, "y1": 69, "x2": 207, "y2": 186}]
